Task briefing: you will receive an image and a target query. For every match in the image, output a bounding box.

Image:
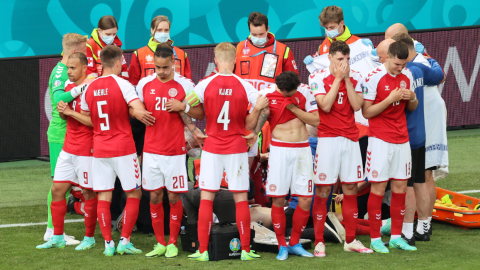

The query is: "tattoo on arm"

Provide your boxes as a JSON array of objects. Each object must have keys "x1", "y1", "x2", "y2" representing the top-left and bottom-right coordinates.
[
  {"x1": 253, "y1": 107, "x2": 270, "y2": 134},
  {"x1": 179, "y1": 111, "x2": 196, "y2": 132}
]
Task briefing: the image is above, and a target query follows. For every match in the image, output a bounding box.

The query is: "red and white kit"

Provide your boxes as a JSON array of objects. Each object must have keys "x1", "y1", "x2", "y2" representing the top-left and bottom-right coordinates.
[
  {"x1": 309, "y1": 68, "x2": 364, "y2": 185},
  {"x1": 137, "y1": 73, "x2": 195, "y2": 193},
  {"x1": 258, "y1": 84, "x2": 317, "y2": 197},
  {"x1": 362, "y1": 65, "x2": 414, "y2": 182},
  {"x1": 193, "y1": 73, "x2": 258, "y2": 192},
  {"x1": 81, "y1": 74, "x2": 141, "y2": 192},
  {"x1": 54, "y1": 80, "x2": 94, "y2": 189}
]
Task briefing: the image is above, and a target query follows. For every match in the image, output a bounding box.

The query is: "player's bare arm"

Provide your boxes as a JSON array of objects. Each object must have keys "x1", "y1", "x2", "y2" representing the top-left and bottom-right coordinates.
[
  {"x1": 317, "y1": 61, "x2": 345, "y2": 113},
  {"x1": 129, "y1": 99, "x2": 155, "y2": 126},
  {"x1": 58, "y1": 101, "x2": 93, "y2": 127},
  {"x1": 165, "y1": 98, "x2": 205, "y2": 120},
  {"x1": 245, "y1": 95, "x2": 269, "y2": 131},
  {"x1": 286, "y1": 104, "x2": 320, "y2": 126},
  {"x1": 402, "y1": 88, "x2": 418, "y2": 112},
  {"x1": 344, "y1": 67, "x2": 364, "y2": 111},
  {"x1": 244, "y1": 106, "x2": 270, "y2": 144},
  {"x1": 179, "y1": 110, "x2": 207, "y2": 148},
  {"x1": 362, "y1": 87, "x2": 403, "y2": 119}
]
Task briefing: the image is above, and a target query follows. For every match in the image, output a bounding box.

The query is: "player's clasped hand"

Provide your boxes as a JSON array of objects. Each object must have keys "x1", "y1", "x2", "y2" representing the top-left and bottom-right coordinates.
[
  {"x1": 56, "y1": 101, "x2": 71, "y2": 115},
  {"x1": 165, "y1": 99, "x2": 185, "y2": 112},
  {"x1": 242, "y1": 132, "x2": 258, "y2": 151},
  {"x1": 255, "y1": 95, "x2": 269, "y2": 110},
  {"x1": 401, "y1": 88, "x2": 415, "y2": 101},
  {"x1": 388, "y1": 87, "x2": 403, "y2": 102},
  {"x1": 133, "y1": 108, "x2": 155, "y2": 126},
  {"x1": 192, "y1": 127, "x2": 208, "y2": 148}
]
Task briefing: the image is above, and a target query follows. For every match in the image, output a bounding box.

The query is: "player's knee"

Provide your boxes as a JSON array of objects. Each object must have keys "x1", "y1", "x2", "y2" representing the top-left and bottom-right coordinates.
[
  {"x1": 168, "y1": 192, "x2": 181, "y2": 204},
  {"x1": 51, "y1": 183, "x2": 68, "y2": 199},
  {"x1": 150, "y1": 190, "x2": 163, "y2": 204},
  {"x1": 82, "y1": 189, "x2": 96, "y2": 200},
  {"x1": 298, "y1": 196, "x2": 312, "y2": 211},
  {"x1": 127, "y1": 188, "x2": 142, "y2": 199},
  {"x1": 271, "y1": 197, "x2": 285, "y2": 208},
  {"x1": 316, "y1": 185, "x2": 331, "y2": 198}
]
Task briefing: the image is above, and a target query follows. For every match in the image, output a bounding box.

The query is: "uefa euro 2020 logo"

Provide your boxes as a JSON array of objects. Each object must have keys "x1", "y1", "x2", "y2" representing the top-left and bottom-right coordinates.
[{"x1": 229, "y1": 238, "x2": 240, "y2": 252}]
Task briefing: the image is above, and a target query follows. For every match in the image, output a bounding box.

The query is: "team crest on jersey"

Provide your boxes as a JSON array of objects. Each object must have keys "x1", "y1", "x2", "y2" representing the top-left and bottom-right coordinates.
[
  {"x1": 319, "y1": 173, "x2": 326, "y2": 181},
  {"x1": 242, "y1": 47, "x2": 250, "y2": 55},
  {"x1": 168, "y1": 88, "x2": 178, "y2": 97},
  {"x1": 372, "y1": 170, "x2": 379, "y2": 179},
  {"x1": 146, "y1": 54, "x2": 153, "y2": 62},
  {"x1": 311, "y1": 82, "x2": 318, "y2": 91},
  {"x1": 54, "y1": 80, "x2": 61, "y2": 87},
  {"x1": 269, "y1": 184, "x2": 277, "y2": 192},
  {"x1": 400, "y1": 80, "x2": 407, "y2": 89}
]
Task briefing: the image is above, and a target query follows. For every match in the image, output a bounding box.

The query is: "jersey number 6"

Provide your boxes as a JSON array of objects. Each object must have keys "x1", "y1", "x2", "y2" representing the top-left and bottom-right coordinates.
[{"x1": 97, "y1": 101, "x2": 110, "y2": 131}]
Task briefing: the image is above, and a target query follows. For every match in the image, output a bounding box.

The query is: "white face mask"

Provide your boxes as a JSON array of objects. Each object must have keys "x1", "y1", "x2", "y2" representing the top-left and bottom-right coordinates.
[
  {"x1": 325, "y1": 23, "x2": 342, "y2": 39},
  {"x1": 101, "y1": 35, "x2": 115, "y2": 45},
  {"x1": 251, "y1": 35, "x2": 267, "y2": 46},
  {"x1": 155, "y1": 32, "x2": 170, "y2": 43}
]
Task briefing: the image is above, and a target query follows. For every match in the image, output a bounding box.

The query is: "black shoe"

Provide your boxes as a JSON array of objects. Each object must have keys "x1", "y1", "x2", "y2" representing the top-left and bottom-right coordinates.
[
  {"x1": 324, "y1": 223, "x2": 342, "y2": 243},
  {"x1": 66, "y1": 193, "x2": 78, "y2": 214},
  {"x1": 414, "y1": 231, "x2": 430, "y2": 242},
  {"x1": 428, "y1": 222, "x2": 433, "y2": 236},
  {"x1": 402, "y1": 233, "x2": 416, "y2": 246}
]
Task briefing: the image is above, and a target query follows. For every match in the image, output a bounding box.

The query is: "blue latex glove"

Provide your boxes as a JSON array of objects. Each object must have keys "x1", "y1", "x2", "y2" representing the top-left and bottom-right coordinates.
[
  {"x1": 371, "y1": 48, "x2": 377, "y2": 56},
  {"x1": 362, "y1": 38, "x2": 373, "y2": 48},
  {"x1": 415, "y1": 41, "x2": 425, "y2": 54},
  {"x1": 304, "y1": 55, "x2": 314, "y2": 65}
]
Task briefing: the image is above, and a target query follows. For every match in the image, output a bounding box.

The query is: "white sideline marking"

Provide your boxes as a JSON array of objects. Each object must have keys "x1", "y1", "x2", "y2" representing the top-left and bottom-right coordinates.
[
  {"x1": 456, "y1": 190, "x2": 480, "y2": 194},
  {"x1": 0, "y1": 219, "x2": 84, "y2": 228}
]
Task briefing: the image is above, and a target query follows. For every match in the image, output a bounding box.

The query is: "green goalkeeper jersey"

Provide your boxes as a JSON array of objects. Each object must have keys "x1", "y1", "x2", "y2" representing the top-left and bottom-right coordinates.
[{"x1": 47, "y1": 61, "x2": 69, "y2": 143}]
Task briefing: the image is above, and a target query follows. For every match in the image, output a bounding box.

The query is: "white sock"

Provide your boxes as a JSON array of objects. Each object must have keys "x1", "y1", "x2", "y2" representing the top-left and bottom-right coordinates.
[
  {"x1": 105, "y1": 240, "x2": 114, "y2": 248},
  {"x1": 371, "y1": 237, "x2": 381, "y2": 243},
  {"x1": 402, "y1": 223, "x2": 414, "y2": 239},
  {"x1": 121, "y1": 237, "x2": 129, "y2": 245},
  {"x1": 381, "y1": 220, "x2": 388, "y2": 226},
  {"x1": 391, "y1": 235, "x2": 400, "y2": 240},
  {"x1": 427, "y1": 216, "x2": 432, "y2": 223},
  {"x1": 417, "y1": 220, "x2": 429, "y2": 234},
  {"x1": 46, "y1": 227, "x2": 54, "y2": 234}
]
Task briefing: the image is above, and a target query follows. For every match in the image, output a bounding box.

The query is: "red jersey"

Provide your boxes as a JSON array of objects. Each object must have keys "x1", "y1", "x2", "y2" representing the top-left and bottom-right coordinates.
[
  {"x1": 193, "y1": 73, "x2": 258, "y2": 154},
  {"x1": 81, "y1": 74, "x2": 139, "y2": 158},
  {"x1": 62, "y1": 80, "x2": 93, "y2": 156},
  {"x1": 362, "y1": 64, "x2": 414, "y2": 144},
  {"x1": 258, "y1": 84, "x2": 317, "y2": 131},
  {"x1": 309, "y1": 68, "x2": 363, "y2": 142},
  {"x1": 137, "y1": 73, "x2": 195, "y2": 155}
]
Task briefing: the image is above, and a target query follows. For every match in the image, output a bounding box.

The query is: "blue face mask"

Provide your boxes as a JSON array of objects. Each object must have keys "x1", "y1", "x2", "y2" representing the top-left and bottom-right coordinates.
[
  {"x1": 102, "y1": 35, "x2": 115, "y2": 45},
  {"x1": 251, "y1": 35, "x2": 267, "y2": 46},
  {"x1": 325, "y1": 23, "x2": 342, "y2": 39},
  {"x1": 154, "y1": 32, "x2": 170, "y2": 43}
]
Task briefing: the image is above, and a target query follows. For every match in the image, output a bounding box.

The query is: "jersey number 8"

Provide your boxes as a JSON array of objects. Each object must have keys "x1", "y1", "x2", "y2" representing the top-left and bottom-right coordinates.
[{"x1": 97, "y1": 101, "x2": 110, "y2": 131}]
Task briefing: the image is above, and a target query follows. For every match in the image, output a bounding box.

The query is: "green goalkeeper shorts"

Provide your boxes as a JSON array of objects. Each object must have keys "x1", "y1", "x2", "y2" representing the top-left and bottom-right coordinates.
[{"x1": 49, "y1": 142, "x2": 63, "y2": 177}]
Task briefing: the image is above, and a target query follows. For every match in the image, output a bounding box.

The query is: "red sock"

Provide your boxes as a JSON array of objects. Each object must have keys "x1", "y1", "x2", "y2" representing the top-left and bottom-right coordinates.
[
  {"x1": 236, "y1": 201, "x2": 251, "y2": 252},
  {"x1": 121, "y1": 197, "x2": 140, "y2": 240},
  {"x1": 367, "y1": 193, "x2": 384, "y2": 239},
  {"x1": 97, "y1": 200, "x2": 112, "y2": 241},
  {"x1": 198, "y1": 200, "x2": 213, "y2": 253},
  {"x1": 84, "y1": 197, "x2": 98, "y2": 237},
  {"x1": 51, "y1": 199, "x2": 67, "y2": 235},
  {"x1": 168, "y1": 200, "x2": 183, "y2": 246},
  {"x1": 356, "y1": 225, "x2": 370, "y2": 235},
  {"x1": 271, "y1": 205, "x2": 287, "y2": 248},
  {"x1": 150, "y1": 202, "x2": 166, "y2": 245},
  {"x1": 342, "y1": 194, "x2": 358, "y2": 244},
  {"x1": 289, "y1": 206, "x2": 310, "y2": 246},
  {"x1": 357, "y1": 219, "x2": 370, "y2": 226},
  {"x1": 313, "y1": 196, "x2": 328, "y2": 245},
  {"x1": 390, "y1": 192, "x2": 406, "y2": 236},
  {"x1": 74, "y1": 201, "x2": 85, "y2": 215}
]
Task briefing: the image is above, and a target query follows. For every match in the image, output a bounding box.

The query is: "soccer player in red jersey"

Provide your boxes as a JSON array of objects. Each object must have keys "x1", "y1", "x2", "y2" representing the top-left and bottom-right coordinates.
[
  {"x1": 135, "y1": 43, "x2": 204, "y2": 258},
  {"x1": 80, "y1": 45, "x2": 155, "y2": 256},
  {"x1": 36, "y1": 52, "x2": 96, "y2": 250},
  {"x1": 252, "y1": 71, "x2": 319, "y2": 260},
  {"x1": 309, "y1": 41, "x2": 373, "y2": 256},
  {"x1": 173, "y1": 42, "x2": 268, "y2": 261},
  {"x1": 361, "y1": 41, "x2": 418, "y2": 253}
]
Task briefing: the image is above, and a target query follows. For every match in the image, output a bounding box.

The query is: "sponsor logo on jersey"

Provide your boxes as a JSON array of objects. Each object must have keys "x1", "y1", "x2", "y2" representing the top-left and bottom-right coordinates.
[
  {"x1": 151, "y1": 213, "x2": 157, "y2": 218},
  {"x1": 269, "y1": 184, "x2": 277, "y2": 192},
  {"x1": 271, "y1": 100, "x2": 277, "y2": 104},
  {"x1": 400, "y1": 80, "x2": 407, "y2": 89},
  {"x1": 372, "y1": 170, "x2": 378, "y2": 179},
  {"x1": 385, "y1": 85, "x2": 390, "y2": 91},
  {"x1": 229, "y1": 238, "x2": 241, "y2": 252},
  {"x1": 319, "y1": 173, "x2": 326, "y2": 181},
  {"x1": 311, "y1": 82, "x2": 318, "y2": 91},
  {"x1": 150, "y1": 89, "x2": 155, "y2": 95},
  {"x1": 54, "y1": 80, "x2": 61, "y2": 87},
  {"x1": 172, "y1": 215, "x2": 178, "y2": 220},
  {"x1": 168, "y1": 88, "x2": 178, "y2": 97},
  {"x1": 146, "y1": 54, "x2": 153, "y2": 63}
]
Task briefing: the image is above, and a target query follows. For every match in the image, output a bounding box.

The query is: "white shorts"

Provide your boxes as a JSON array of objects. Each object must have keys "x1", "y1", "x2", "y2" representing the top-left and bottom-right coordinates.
[
  {"x1": 142, "y1": 152, "x2": 188, "y2": 193},
  {"x1": 92, "y1": 153, "x2": 141, "y2": 192},
  {"x1": 266, "y1": 140, "x2": 314, "y2": 197},
  {"x1": 248, "y1": 136, "x2": 259, "y2": 157},
  {"x1": 365, "y1": 137, "x2": 412, "y2": 182},
  {"x1": 314, "y1": 137, "x2": 363, "y2": 185},
  {"x1": 199, "y1": 150, "x2": 249, "y2": 192},
  {"x1": 53, "y1": 150, "x2": 93, "y2": 190}
]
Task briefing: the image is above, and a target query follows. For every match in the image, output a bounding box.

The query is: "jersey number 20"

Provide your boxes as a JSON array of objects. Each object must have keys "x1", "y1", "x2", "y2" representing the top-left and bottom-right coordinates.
[
  {"x1": 97, "y1": 101, "x2": 110, "y2": 131},
  {"x1": 217, "y1": 101, "x2": 231, "y2": 130}
]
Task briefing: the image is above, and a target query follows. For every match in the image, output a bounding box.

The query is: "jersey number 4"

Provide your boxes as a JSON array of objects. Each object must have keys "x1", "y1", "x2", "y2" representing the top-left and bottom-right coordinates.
[
  {"x1": 217, "y1": 101, "x2": 231, "y2": 130},
  {"x1": 97, "y1": 101, "x2": 110, "y2": 131}
]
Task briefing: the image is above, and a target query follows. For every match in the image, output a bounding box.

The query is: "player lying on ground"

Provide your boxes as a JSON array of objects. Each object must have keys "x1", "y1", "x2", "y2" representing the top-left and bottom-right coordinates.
[
  {"x1": 37, "y1": 53, "x2": 97, "y2": 250},
  {"x1": 135, "y1": 43, "x2": 205, "y2": 258},
  {"x1": 309, "y1": 40, "x2": 373, "y2": 256},
  {"x1": 252, "y1": 71, "x2": 319, "y2": 260}
]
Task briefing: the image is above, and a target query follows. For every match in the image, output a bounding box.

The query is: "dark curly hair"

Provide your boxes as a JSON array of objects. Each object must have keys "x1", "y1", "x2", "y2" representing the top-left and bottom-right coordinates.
[
  {"x1": 329, "y1": 40, "x2": 350, "y2": 56},
  {"x1": 275, "y1": 71, "x2": 301, "y2": 93},
  {"x1": 388, "y1": 41, "x2": 409, "y2": 60}
]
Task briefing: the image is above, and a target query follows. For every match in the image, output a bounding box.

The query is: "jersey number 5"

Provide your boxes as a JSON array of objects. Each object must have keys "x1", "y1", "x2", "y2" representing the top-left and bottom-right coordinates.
[
  {"x1": 217, "y1": 101, "x2": 231, "y2": 130},
  {"x1": 97, "y1": 101, "x2": 110, "y2": 131}
]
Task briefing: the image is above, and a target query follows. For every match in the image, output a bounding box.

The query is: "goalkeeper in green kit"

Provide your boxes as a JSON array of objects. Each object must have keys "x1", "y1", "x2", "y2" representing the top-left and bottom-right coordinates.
[{"x1": 44, "y1": 33, "x2": 89, "y2": 244}]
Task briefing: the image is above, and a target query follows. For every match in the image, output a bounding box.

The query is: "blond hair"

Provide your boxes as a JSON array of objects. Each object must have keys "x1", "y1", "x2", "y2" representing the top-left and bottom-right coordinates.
[
  {"x1": 151, "y1": 15, "x2": 171, "y2": 31},
  {"x1": 214, "y1": 42, "x2": 236, "y2": 63},
  {"x1": 319, "y1": 5, "x2": 344, "y2": 26},
  {"x1": 62, "y1": 33, "x2": 87, "y2": 50}
]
